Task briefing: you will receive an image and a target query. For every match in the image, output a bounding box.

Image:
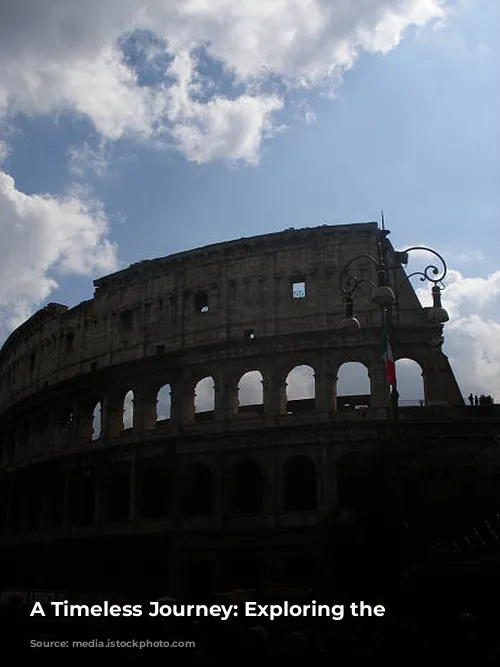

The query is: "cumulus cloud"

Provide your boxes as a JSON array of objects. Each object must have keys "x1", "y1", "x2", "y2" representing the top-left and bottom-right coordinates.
[
  {"x1": 0, "y1": 1, "x2": 450, "y2": 337},
  {"x1": 0, "y1": 171, "x2": 118, "y2": 332},
  {"x1": 0, "y1": 0, "x2": 447, "y2": 165},
  {"x1": 416, "y1": 270, "x2": 500, "y2": 400}
]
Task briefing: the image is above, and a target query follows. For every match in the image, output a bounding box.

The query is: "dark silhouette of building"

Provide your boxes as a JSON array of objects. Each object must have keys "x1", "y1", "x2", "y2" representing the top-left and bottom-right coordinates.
[{"x1": 0, "y1": 223, "x2": 498, "y2": 600}]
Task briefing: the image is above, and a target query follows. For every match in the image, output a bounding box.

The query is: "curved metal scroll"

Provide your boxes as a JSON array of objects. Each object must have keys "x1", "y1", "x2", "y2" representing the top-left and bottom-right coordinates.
[
  {"x1": 398, "y1": 246, "x2": 448, "y2": 289},
  {"x1": 339, "y1": 254, "x2": 379, "y2": 298}
]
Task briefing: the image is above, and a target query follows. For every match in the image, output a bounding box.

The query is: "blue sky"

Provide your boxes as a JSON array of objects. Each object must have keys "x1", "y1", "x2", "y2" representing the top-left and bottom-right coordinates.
[{"x1": 0, "y1": 0, "x2": 498, "y2": 400}]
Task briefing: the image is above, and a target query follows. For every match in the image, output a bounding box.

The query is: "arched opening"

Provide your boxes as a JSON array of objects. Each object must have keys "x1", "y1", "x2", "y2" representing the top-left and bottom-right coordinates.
[
  {"x1": 231, "y1": 459, "x2": 263, "y2": 513},
  {"x1": 33, "y1": 413, "x2": 49, "y2": 452},
  {"x1": 68, "y1": 468, "x2": 95, "y2": 526},
  {"x1": 238, "y1": 371, "x2": 264, "y2": 414},
  {"x1": 194, "y1": 376, "x2": 215, "y2": 421},
  {"x1": 285, "y1": 364, "x2": 315, "y2": 414},
  {"x1": 338, "y1": 452, "x2": 373, "y2": 514},
  {"x1": 284, "y1": 456, "x2": 317, "y2": 511},
  {"x1": 184, "y1": 463, "x2": 213, "y2": 515},
  {"x1": 92, "y1": 402, "x2": 101, "y2": 440},
  {"x1": 283, "y1": 554, "x2": 315, "y2": 585},
  {"x1": 180, "y1": 559, "x2": 213, "y2": 599},
  {"x1": 156, "y1": 384, "x2": 171, "y2": 423},
  {"x1": 140, "y1": 466, "x2": 169, "y2": 518},
  {"x1": 336, "y1": 362, "x2": 371, "y2": 410},
  {"x1": 56, "y1": 406, "x2": 73, "y2": 447},
  {"x1": 105, "y1": 464, "x2": 130, "y2": 522},
  {"x1": 225, "y1": 552, "x2": 261, "y2": 589},
  {"x1": 123, "y1": 390, "x2": 134, "y2": 430},
  {"x1": 395, "y1": 358, "x2": 424, "y2": 406}
]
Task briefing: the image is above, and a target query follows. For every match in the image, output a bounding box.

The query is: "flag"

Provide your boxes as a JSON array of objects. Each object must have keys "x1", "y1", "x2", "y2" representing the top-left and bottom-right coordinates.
[
  {"x1": 383, "y1": 335, "x2": 396, "y2": 388},
  {"x1": 382, "y1": 311, "x2": 396, "y2": 388}
]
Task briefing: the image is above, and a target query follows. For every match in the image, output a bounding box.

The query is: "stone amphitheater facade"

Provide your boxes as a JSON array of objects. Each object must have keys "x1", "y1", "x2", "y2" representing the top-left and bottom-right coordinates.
[{"x1": 2, "y1": 221, "x2": 493, "y2": 597}]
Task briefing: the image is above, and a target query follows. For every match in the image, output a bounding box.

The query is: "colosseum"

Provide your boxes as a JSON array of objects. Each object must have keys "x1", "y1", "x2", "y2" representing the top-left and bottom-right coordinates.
[{"x1": 0, "y1": 222, "x2": 498, "y2": 599}]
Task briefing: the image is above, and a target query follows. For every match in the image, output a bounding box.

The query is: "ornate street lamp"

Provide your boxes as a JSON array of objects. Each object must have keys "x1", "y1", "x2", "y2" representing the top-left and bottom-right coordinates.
[
  {"x1": 335, "y1": 221, "x2": 451, "y2": 606},
  {"x1": 396, "y1": 247, "x2": 449, "y2": 324},
  {"x1": 339, "y1": 234, "x2": 449, "y2": 330}
]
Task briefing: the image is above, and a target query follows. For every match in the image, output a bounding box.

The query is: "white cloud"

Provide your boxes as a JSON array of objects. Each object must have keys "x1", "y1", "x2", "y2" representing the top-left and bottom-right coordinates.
[
  {"x1": 0, "y1": 171, "x2": 118, "y2": 332},
  {"x1": 416, "y1": 270, "x2": 500, "y2": 400},
  {"x1": 0, "y1": 1, "x2": 450, "y2": 337},
  {"x1": 445, "y1": 249, "x2": 484, "y2": 264},
  {"x1": 0, "y1": 140, "x2": 8, "y2": 164},
  {"x1": 0, "y1": 0, "x2": 448, "y2": 165},
  {"x1": 67, "y1": 141, "x2": 111, "y2": 179}
]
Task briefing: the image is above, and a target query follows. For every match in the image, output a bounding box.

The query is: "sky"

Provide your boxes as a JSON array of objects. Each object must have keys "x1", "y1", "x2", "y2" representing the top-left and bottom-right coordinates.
[{"x1": 0, "y1": 0, "x2": 498, "y2": 405}]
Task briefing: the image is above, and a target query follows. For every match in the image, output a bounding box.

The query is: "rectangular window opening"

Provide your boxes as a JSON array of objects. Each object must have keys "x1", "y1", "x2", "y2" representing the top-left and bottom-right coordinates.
[
  {"x1": 195, "y1": 292, "x2": 209, "y2": 313},
  {"x1": 292, "y1": 280, "x2": 306, "y2": 299},
  {"x1": 119, "y1": 309, "x2": 133, "y2": 331}
]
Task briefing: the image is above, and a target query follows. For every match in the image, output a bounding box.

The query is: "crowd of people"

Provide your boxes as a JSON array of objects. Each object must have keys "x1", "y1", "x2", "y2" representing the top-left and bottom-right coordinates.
[{"x1": 468, "y1": 393, "x2": 494, "y2": 406}]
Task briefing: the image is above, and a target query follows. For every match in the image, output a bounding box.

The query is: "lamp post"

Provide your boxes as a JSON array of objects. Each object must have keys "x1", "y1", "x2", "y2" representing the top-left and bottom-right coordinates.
[
  {"x1": 339, "y1": 226, "x2": 450, "y2": 407},
  {"x1": 336, "y1": 222, "x2": 450, "y2": 605}
]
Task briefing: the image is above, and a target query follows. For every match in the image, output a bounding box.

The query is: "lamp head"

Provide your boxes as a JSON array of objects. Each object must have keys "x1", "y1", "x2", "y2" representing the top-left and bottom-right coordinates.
[
  {"x1": 428, "y1": 285, "x2": 449, "y2": 324},
  {"x1": 372, "y1": 285, "x2": 395, "y2": 307},
  {"x1": 340, "y1": 316, "x2": 361, "y2": 332}
]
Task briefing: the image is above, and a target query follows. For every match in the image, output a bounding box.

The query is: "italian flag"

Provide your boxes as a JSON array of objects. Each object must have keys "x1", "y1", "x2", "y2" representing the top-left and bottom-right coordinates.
[{"x1": 382, "y1": 311, "x2": 396, "y2": 388}]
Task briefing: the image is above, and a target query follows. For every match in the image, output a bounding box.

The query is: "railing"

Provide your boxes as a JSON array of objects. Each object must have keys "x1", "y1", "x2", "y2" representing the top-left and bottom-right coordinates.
[{"x1": 398, "y1": 399, "x2": 425, "y2": 407}]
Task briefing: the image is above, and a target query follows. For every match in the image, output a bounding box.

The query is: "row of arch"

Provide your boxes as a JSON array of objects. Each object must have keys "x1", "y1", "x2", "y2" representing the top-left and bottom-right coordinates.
[
  {"x1": 91, "y1": 360, "x2": 425, "y2": 438},
  {"x1": 3, "y1": 455, "x2": 320, "y2": 535}
]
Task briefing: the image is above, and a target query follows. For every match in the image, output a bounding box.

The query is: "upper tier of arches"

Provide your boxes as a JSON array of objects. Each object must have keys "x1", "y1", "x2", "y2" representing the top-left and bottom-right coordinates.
[
  {"x1": 1, "y1": 355, "x2": 433, "y2": 468},
  {"x1": 1, "y1": 222, "x2": 454, "y2": 416}
]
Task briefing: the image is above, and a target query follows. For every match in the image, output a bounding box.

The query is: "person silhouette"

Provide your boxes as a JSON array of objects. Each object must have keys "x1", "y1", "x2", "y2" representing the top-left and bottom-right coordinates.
[
  {"x1": 468, "y1": 393, "x2": 473, "y2": 406},
  {"x1": 474, "y1": 395, "x2": 479, "y2": 406}
]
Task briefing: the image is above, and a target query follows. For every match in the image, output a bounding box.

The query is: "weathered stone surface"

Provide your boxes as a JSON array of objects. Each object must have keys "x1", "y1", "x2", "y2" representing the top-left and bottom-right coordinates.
[{"x1": 1, "y1": 223, "x2": 493, "y2": 596}]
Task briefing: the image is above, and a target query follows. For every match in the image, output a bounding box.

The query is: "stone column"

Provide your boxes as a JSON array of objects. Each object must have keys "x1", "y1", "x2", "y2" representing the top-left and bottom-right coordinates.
[
  {"x1": 55, "y1": 407, "x2": 74, "y2": 451},
  {"x1": 263, "y1": 368, "x2": 287, "y2": 416},
  {"x1": 215, "y1": 370, "x2": 239, "y2": 421},
  {"x1": 315, "y1": 355, "x2": 336, "y2": 413},
  {"x1": 134, "y1": 385, "x2": 159, "y2": 431},
  {"x1": 73, "y1": 406, "x2": 94, "y2": 447},
  {"x1": 369, "y1": 364, "x2": 391, "y2": 409},
  {"x1": 102, "y1": 392, "x2": 124, "y2": 440},
  {"x1": 171, "y1": 376, "x2": 195, "y2": 425}
]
